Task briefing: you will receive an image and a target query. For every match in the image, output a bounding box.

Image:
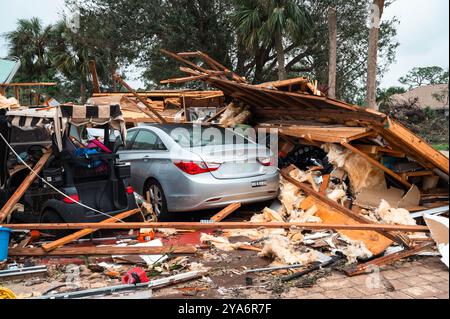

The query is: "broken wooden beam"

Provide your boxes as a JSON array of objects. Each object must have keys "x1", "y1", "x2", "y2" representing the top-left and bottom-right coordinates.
[
  {"x1": 280, "y1": 166, "x2": 407, "y2": 246},
  {"x1": 0, "y1": 148, "x2": 52, "y2": 223},
  {"x1": 8, "y1": 245, "x2": 197, "y2": 257},
  {"x1": 160, "y1": 73, "x2": 218, "y2": 85},
  {"x1": 210, "y1": 203, "x2": 242, "y2": 222},
  {"x1": 113, "y1": 74, "x2": 167, "y2": 124},
  {"x1": 341, "y1": 141, "x2": 413, "y2": 188},
  {"x1": 160, "y1": 49, "x2": 210, "y2": 74},
  {"x1": 2, "y1": 222, "x2": 430, "y2": 233},
  {"x1": 41, "y1": 209, "x2": 141, "y2": 252},
  {"x1": 345, "y1": 242, "x2": 434, "y2": 277}
]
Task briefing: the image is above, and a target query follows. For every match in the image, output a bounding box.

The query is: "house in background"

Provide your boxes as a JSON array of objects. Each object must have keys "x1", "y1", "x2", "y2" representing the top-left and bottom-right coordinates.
[{"x1": 390, "y1": 84, "x2": 449, "y2": 115}]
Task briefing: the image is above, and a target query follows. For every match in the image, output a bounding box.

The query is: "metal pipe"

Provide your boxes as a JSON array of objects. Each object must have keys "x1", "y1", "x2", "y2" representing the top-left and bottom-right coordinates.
[{"x1": 33, "y1": 271, "x2": 206, "y2": 299}]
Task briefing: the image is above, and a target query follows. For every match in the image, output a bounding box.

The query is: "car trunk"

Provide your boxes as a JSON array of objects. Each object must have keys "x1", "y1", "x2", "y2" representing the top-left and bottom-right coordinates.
[{"x1": 193, "y1": 144, "x2": 274, "y2": 180}]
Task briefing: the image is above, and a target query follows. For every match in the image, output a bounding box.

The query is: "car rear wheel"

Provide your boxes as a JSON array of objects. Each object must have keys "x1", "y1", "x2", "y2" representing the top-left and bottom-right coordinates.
[
  {"x1": 146, "y1": 180, "x2": 170, "y2": 221},
  {"x1": 41, "y1": 210, "x2": 71, "y2": 238}
]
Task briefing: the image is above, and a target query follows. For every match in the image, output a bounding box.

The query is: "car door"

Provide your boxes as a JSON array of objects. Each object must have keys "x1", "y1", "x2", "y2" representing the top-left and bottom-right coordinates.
[{"x1": 118, "y1": 129, "x2": 168, "y2": 195}]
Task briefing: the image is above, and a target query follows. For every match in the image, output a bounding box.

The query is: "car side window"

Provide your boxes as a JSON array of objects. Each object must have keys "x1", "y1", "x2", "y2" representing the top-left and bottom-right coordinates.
[
  {"x1": 125, "y1": 130, "x2": 138, "y2": 150},
  {"x1": 131, "y1": 130, "x2": 161, "y2": 151}
]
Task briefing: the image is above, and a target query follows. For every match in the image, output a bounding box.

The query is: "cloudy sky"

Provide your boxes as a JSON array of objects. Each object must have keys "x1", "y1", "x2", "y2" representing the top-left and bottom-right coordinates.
[{"x1": 0, "y1": 0, "x2": 448, "y2": 89}]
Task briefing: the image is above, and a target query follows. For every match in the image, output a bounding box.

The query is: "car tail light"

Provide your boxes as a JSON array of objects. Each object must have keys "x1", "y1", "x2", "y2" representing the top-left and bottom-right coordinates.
[
  {"x1": 258, "y1": 157, "x2": 273, "y2": 167},
  {"x1": 126, "y1": 186, "x2": 135, "y2": 195},
  {"x1": 63, "y1": 194, "x2": 80, "y2": 204},
  {"x1": 173, "y1": 161, "x2": 221, "y2": 175}
]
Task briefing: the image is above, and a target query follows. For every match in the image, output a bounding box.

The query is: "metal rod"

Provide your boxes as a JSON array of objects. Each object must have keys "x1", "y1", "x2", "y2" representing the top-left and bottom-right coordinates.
[
  {"x1": 245, "y1": 264, "x2": 305, "y2": 274},
  {"x1": 34, "y1": 271, "x2": 206, "y2": 299}
]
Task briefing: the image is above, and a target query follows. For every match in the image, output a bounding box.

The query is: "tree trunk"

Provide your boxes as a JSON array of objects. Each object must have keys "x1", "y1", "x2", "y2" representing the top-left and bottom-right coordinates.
[
  {"x1": 254, "y1": 48, "x2": 265, "y2": 84},
  {"x1": 366, "y1": 0, "x2": 385, "y2": 110},
  {"x1": 274, "y1": 29, "x2": 287, "y2": 80},
  {"x1": 80, "y1": 80, "x2": 87, "y2": 104},
  {"x1": 328, "y1": 7, "x2": 337, "y2": 99}
]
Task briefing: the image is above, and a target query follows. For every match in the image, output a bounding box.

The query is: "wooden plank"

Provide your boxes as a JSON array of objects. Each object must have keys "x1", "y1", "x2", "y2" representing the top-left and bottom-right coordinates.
[
  {"x1": 122, "y1": 96, "x2": 166, "y2": 123},
  {"x1": 210, "y1": 203, "x2": 242, "y2": 222},
  {"x1": 113, "y1": 75, "x2": 167, "y2": 124},
  {"x1": 41, "y1": 209, "x2": 141, "y2": 252},
  {"x1": 160, "y1": 49, "x2": 210, "y2": 74},
  {"x1": 341, "y1": 141, "x2": 412, "y2": 189},
  {"x1": 354, "y1": 144, "x2": 405, "y2": 158},
  {"x1": 2, "y1": 222, "x2": 429, "y2": 233},
  {"x1": 206, "y1": 106, "x2": 227, "y2": 123},
  {"x1": 9, "y1": 245, "x2": 198, "y2": 257},
  {"x1": 386, "y1": 119, "x2": 449, "y2": 175},
  {"x1": 0, "y1": 148, "x2": 52, "y2": 223},
  {"x1": 256, "y1": 77, "x2": 308, "y2": 89},
  {"x1": 160, "y1": 74, "x2": 214, "y2": 85},
  {"x1": 320, "y1": 175, "x2": 330, "y2": 195},
  {"x1": 345, "y1": 242, "x2": 433, "y2": 276},
  {"x1": 196, "y1": 51, "x2": 247, "y2": 83},
  {"x1": 280, "y1": 166, "x2": 407, "y2": 246},
  {"x1": 301, "y1": 196, "x2": 394, "y2": 255}
]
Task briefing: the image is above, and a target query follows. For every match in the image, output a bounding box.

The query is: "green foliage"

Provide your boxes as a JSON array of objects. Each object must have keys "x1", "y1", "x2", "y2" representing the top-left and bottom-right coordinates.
[
  {"x1": 3, "y1": 0, "x2": 400, "y2": 104},
  {"x1": 233, "y1": 0, "x2": 312, "y2": 80},
  {"x1": 399, "y1": 66, "x2": 449, "y2": 89},
  {"x1": 433, "y1": 143, "x2": 449, "y2": 151},
  {"x1": 4, "y1": 17, "x2": 55, "y2": 82},
  {"x1": 377, "y1": 86, "x2": 406, "y2": 111}
]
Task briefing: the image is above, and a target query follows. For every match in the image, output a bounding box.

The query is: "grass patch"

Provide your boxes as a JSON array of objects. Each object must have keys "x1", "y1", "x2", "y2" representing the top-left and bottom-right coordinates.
[{"x1": 433, "y1": 143, "x2": 450, "y2": 151}]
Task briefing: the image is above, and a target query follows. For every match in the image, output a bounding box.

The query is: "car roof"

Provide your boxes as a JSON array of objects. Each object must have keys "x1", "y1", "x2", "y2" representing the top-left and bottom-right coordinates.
[{"x1": 140, "y1": 123, "x2": 221, "y2": 130}]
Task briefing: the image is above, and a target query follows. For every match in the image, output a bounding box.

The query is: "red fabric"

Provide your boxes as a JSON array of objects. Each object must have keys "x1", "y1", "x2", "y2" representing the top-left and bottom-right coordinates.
[
  {"x1": 122, "y1": 267, "x2": 150, "y2": 285},
  {"x1": 88, "y1": 139, "x2": 112, "y2": 153}
]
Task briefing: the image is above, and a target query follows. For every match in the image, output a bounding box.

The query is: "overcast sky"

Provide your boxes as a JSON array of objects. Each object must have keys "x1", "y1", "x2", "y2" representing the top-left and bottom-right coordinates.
[{"x1": 0, "y1": 0, "x2": 448, "y2": 89}]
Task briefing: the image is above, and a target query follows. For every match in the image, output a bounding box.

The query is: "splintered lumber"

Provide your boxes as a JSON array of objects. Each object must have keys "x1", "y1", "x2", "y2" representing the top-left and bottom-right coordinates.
[
  {"x1": 210, "y1": 203, "x2": 242, "y2": 222},
  {"x1": 385, "y1": 119, "x2": 449, "y2": 175},
  {"x1": 160, "y1": 73, "x2": 216, "y2": 85},
  {"x1": 113, "y1": 74, "x2": 167, "y2": 124},
  {"x1": 279, "y1": 126, "x2": 371, "y2": 144},
  {"x1": 354, "y1": 144, "x2": 405, "y2": 158},
  {"x1": 320, "y1": 175, "x2": 330, "y2": 195},
  {"x1": 345, "y1": 242, "x2": 434, "y2": 277},
  {"x1": 177, "y1": 51, "x2": 247, "y2": 83},
  {"x1": 41, "y1": 209, "x2": 141, "y2": 252},
  {"x1": 121, "y1": 96, "x2": 165, "y2": 122},
  {"x1": 281, "y1": 166, "x2": 406, "y2": 248},
  {"x1": 0, "y1": 148, "x2": 52, "y2": 223},
  {"x1": 8, "y1": 245, "x2": 197, "y2": 257},
  {"x1": 301, "y1": 196, "x2": 394, "y2": 255},
  {"x1": 341, "y1": 141, "x2": 412, "y2": 189},
  {"x1": 2, "y1": 222, "x2": 429, "y2": 233},
  {"x1": 161, "y1": 49, "x2": 210, "y2": 74},
  {"x1": 206, "y1": 106, "x2": 227, "y2": 123}
]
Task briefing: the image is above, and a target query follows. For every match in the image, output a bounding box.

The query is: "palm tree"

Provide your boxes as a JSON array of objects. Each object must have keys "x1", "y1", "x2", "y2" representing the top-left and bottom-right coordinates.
[
  {"x1": 4, "y1": 17, "x2": 54, "y2": 81},
  {"x1": 233, "y1": 0, "x2": 312, "y2": 80},
  {"x1": 51, "y1": 21, "x2": 95, "y2": 103}
]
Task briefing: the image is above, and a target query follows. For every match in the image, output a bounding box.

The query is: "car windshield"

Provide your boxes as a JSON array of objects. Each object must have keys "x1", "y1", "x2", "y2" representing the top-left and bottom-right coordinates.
[{"x1": 157, "y1": 125, "x2": 253, "y2": 148}]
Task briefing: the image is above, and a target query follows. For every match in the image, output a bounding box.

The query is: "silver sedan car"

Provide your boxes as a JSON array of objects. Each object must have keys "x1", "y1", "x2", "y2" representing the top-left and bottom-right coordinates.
[{"x1": 118, "y1": 124, "x2": 279, "y2": 218}]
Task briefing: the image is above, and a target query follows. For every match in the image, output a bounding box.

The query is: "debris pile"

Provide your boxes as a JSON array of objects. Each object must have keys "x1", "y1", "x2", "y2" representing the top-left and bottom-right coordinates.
[{"x1": 0, "y1": 50, "x2": 448, "y2": 299}]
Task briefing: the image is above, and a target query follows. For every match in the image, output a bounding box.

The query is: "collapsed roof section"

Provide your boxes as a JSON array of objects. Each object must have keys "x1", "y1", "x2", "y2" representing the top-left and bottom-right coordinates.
[{"x1": 160, "y1": 50, "x2": 449, "y2": 177}]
